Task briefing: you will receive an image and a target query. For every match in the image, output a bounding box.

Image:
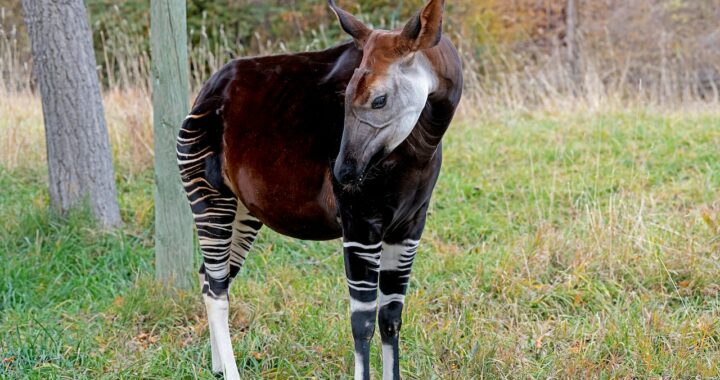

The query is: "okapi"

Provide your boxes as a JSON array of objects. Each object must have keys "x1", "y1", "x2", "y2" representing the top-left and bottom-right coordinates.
[{"x1": 176, "y1": 0, "x2": 462, "y2": 378}]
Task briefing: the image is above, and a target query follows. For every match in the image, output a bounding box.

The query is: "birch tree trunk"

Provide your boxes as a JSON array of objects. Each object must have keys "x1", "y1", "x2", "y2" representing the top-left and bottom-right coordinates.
[
  {"x1": 566, "y1": 0, "x2": 581, "y2": 92},
  {"x1": 151, "y1": 0, "x2": 195, "y2": 289},
  {"x1": 22, "y1": 0, "x2": 122, "y2": 229}
]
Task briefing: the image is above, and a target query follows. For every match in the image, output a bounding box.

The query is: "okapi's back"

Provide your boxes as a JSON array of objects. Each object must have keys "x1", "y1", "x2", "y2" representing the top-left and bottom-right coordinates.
[{"x1": 186, "y1": 41, "x2": 362, "y2": 240}]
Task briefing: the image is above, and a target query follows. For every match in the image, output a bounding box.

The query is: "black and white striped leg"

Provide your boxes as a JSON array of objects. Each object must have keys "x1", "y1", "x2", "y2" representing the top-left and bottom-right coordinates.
[
  {"x1": 198, "y1": 264, "x2": 221, "y2": 372},
  {"x1": 194, "y1": 194, "x2": 238, "y2": 297},
  {"x1": 344, "y1": 240, "x2": 382, "y2": 380},
  {"x1": 193, "y1": 203, "x2": 263, "y2": 294},
  {"x1": 195, "y1": 202, "x2": 262, "y2": 377},
  {"x1": 178, "y1": 113, "x2": 255, "y2": 380},
  {"x1": 378, "y1": 239, "x2": 419, "y2": 380},
  {"x1": 228, "y1": 203, "x2": 262, "y2": 282},
  {"x1": 184, "y1": 179, "x2": 239, "y2": 378}
]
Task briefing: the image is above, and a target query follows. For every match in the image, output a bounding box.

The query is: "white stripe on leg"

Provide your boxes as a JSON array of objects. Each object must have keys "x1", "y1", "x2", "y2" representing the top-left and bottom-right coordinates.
[
  {"x1": 382, "y1": 343, "x2": 394, "y2": 380},
  {"x1": 208, "y1": 318, "x2": 222, "y2": 373},
  {"x1": 350, "y1": 298, "x2": 377, "y2": 313},
  {"x1": 379, "y1": 291, "x2": 405, "y2": 308},
  {"x1": 204, "y1": 295, "x2": 240, "y2": 380},
  {"x1": 354, "y1": 351, "x2": 365, "y2": 380},
  {"x1": 200, "y1": 271, "x2": 223, "y2": 373}
]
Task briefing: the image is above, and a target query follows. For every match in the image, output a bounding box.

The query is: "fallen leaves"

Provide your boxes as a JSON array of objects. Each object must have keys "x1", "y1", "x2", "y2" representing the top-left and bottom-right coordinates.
[
  {"x1": 2, "y1": 356, "x2": 15, "y2": 370},
  {"x1": 132, "y1": 332, "x2": 159, "y2": 350}
]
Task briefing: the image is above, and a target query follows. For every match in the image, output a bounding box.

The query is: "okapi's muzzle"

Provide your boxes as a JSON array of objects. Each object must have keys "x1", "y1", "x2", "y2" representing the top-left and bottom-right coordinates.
[
  {"x1": 333, "y1": 120, "x2": 386, "y2": 186},
  {"x1": 333, "y1": 154, "x2": 363, "y2": 186},
  {"x1": 333, "y1": 139, "x2": 374, "y2": 186}
]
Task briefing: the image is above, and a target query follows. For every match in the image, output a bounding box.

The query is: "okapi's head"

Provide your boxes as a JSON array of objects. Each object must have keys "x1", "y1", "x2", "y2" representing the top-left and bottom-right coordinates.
[{"x1": 329, "y1": 0, "x2": 444, "y2": 186}]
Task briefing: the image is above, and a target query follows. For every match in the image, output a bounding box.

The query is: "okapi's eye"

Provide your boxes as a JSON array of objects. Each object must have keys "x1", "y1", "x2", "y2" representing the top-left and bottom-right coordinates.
[{"x1": 371, "y1": 95, "x2": 387, "y2": 109}]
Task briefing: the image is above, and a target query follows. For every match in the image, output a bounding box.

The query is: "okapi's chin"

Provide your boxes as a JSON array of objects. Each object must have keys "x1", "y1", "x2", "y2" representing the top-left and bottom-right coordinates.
[
  {"x1": 334, "y1": 138, "x2": 390, "y2": 188},
  {"x1": 333, "y1": 161, "x2": 363, "y2": 187}
]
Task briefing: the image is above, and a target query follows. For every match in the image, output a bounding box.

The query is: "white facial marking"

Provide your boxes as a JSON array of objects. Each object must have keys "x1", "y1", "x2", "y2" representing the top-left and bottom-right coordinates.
[{"x1": 348, "y1": 53, "x2": 439, "y2": 162}]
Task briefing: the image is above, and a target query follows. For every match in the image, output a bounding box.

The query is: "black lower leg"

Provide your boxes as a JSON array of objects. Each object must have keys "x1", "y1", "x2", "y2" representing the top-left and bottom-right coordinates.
[
  {"x1": 378, "y1": 302, "x2": 403, "y2": 379},
  {"x1": 344, "y1": 240, "x2": 381, "y2": 380},
  {"x1": 352, "y1": 309, "x2": 376, "y2": 380}
]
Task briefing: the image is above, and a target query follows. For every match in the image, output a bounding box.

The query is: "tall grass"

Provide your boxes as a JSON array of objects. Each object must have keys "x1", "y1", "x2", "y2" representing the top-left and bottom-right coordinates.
[
  {"x1": 0, "y1": 89, "x2": 153, "y2": 173},
  {"x1": 0, "y1": 7, "x2": 31, "y2": 93},
  {"x1": 1, "y1": 2, "x2": 718, "y2": 172}
]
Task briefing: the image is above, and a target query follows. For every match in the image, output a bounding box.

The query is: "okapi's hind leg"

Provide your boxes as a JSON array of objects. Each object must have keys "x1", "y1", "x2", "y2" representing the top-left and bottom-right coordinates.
[
  {"x1": 178, "y1": 111, "x2": 262, "y2": 379},
  {"x1": 198, "y1": 202, "x2": 262, "y2": 379}
]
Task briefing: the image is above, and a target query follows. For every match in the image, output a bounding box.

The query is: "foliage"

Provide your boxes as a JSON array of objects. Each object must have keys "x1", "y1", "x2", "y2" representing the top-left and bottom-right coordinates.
[{"x1": 1, "y1": 0, "x2": 718, "y2": 105}]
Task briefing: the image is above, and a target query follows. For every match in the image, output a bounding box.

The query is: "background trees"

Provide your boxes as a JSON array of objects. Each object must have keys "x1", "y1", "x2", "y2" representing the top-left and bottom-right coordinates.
[
  {"x1": 21, "y1": 0, "x2": 121, "y2": 228},
  {"x1": 4, "y1": 0, "x2": 718, "y2": 107}
]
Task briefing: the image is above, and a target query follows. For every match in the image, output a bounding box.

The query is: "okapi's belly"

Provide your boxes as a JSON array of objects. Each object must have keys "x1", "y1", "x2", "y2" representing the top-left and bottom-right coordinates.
[{"x1": 223, "y1": 140, "x2": 342, "y2": 241}]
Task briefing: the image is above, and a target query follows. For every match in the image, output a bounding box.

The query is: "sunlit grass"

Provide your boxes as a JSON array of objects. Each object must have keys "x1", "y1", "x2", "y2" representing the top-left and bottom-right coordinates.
[{"x1": 1, "y1": 93, "x2": 719, "y2": 378}]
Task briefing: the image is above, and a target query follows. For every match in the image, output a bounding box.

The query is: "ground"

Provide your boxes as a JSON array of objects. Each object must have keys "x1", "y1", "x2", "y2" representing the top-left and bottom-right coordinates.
[{"x1": 1, "y1": 99, "x2": 719, "y2": 378}]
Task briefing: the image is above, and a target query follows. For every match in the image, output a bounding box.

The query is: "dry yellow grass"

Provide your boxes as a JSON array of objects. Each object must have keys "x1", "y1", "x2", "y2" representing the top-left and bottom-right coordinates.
[
  {"x1": 3, "y1": 88, "x2": 717, "y2": 171},
  {"x1": 0, "y1": 89, "x2": 153, "y2": 173}
]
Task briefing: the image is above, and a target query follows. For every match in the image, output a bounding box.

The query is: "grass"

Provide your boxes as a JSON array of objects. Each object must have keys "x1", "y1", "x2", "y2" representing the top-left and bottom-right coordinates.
[{"x1": 1, "y1": 91, "x2": 719, "y2": 378}]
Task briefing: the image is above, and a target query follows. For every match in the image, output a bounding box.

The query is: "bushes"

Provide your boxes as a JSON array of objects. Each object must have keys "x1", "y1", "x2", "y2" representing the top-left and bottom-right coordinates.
[{"x1": 1, "y1": 0, "x2": 718, "y2": 107}]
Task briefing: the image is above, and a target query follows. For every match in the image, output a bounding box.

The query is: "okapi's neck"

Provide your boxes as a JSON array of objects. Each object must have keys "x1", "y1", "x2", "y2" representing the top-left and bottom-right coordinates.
[{"x1": 403, "y1": 39, "x2": 463, "y2": 162}]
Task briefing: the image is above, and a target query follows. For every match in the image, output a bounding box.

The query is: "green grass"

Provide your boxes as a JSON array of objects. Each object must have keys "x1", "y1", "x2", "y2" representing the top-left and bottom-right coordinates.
[{"x1": 1, "y1": 110, "x2": 719, "y2": 379}]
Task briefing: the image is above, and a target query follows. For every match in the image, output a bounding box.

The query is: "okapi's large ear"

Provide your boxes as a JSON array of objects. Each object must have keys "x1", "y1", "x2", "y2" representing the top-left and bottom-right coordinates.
[
  {"x1": 400, "y1": 0, "x2": 444, "y2": 51},
  {"x1": 328, "y1": 0, "x2": 371, "y2": 48}
]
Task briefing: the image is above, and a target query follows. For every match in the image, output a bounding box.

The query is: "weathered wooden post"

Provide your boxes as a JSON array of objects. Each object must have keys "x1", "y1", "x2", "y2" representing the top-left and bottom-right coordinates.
[{"x1": 151, "y1": 0, "x2": 195, "y2": 289}]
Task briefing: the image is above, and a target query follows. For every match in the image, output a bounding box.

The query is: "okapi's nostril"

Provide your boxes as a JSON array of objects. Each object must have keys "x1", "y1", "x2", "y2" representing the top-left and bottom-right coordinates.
[{"x1": 334, "y1": 161, "x2": 361, "y2": 185}]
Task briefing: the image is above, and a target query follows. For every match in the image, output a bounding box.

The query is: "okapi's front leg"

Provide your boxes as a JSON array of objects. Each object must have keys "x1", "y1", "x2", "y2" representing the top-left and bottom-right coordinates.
[
  {"x1": 343, "y1": 237, "x2": 382, "y2": 380},
  {"x1": 378, "y1": 238, "x2": 419, "y2": 380}
]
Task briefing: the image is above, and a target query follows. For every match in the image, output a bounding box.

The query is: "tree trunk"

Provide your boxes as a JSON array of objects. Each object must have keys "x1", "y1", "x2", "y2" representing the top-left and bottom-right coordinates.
[
  {"x1": 566, "y1": 0, "x2": 581, "y2": 92},
  {"x1": 22, "y1": 0, "x2": 122, "y2": 229},
  {"x1": 151, "y1": 0, "x2": 195, "y2": 289}
]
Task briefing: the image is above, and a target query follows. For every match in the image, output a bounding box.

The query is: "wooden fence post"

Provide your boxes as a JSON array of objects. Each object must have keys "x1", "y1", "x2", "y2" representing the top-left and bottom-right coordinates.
[{"x1": 151, "y1": 0, "x2": 195, "y2": 289}]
